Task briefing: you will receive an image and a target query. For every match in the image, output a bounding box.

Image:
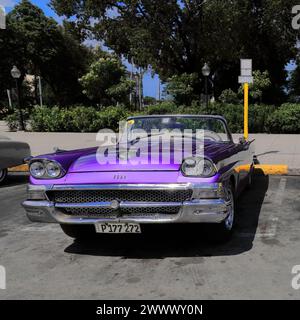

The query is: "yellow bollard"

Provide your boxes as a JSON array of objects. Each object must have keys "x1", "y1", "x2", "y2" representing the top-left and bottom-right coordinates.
[{"x1": 244, "y1": 82, "x2": 249, "y2": 140}]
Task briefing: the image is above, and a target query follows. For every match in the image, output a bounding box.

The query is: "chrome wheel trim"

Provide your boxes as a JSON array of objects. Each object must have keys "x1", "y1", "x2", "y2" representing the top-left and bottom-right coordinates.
[
  {"x1": 248, "y1": 169, "x2": 252, "y2": 185},
  {"x1": 0, "y1": 169, "x2": 5, "y2": 183},
  {"x1": 224, "y1": 187, "x2": 234, "y2": 231}
]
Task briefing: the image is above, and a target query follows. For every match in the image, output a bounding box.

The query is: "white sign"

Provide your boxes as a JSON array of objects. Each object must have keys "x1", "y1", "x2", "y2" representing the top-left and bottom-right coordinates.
[
  {"x1": 239, "y1": 59, "x2": 253, "y2": 83},
  {"x1": 239, "y1": 76, "x2": 253, "y2": 84}
]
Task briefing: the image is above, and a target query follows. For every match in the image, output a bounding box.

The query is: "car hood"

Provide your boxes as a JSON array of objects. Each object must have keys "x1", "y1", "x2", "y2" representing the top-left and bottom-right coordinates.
[{"x1": 67, "y1": 140, "x2": 235, "y2": 173}]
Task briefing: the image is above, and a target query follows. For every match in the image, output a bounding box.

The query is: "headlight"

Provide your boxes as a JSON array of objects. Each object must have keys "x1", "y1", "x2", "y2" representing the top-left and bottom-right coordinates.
[
  {"x1": 181, "y1": 157, "x2": 217, "y2": 177},
  {"x1": 30, "y1": 161, "x2": 45, "y2": 178},
  {"x1": 29, "y1": 160, "x2": 64, "y2": 179},
  {"x1": 46, "y1": 161, "x2": 61, "y2": 178}
]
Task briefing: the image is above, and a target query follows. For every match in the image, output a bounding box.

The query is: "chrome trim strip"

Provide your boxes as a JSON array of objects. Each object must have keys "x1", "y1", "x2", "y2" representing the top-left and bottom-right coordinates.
[
  {"x1": 120, "y1": 201, "x2": 181, "y2": 208},
  {"x1": 50, "y1": 183, "x2": 220, "y2": 191},
  {"x1": 51, "y1": 183, "x2": 191, "y2": 190},
  {"x1": 55, "y1": 201, "x2": 112, "y2": 208},
  {"x1": 55, "y1": 201, "x2": 182, "y2": 209},
  {"x1": 27, "y1": 184, "x2": 52, "y2": 191}
]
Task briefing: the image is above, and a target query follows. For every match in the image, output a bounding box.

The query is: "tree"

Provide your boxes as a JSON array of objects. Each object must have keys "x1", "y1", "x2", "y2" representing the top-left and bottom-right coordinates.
[
  {"x1": 219, "y1": 89, "x2": 240, "y2": 104},
  {"x1": 219, "y1": 70, "x2": 271, "y2": 104},
  {"x1": 165, "y1": 73, "x2": 200, "y2": 105},
  {"x1": 288, "y1": 58, "x2": 300, "y2": 102},
  {"x1": 143, "y1": 96, "x2": 157, "y2": 105},
  {"x1": 0, "y1": 0, "x2": 90, "y2": 107},
  {"x1": 79, "y1": 55, "x2": 134, "y2": 106},
  {"x1": 238, "y1": 70, "x2": 272, "y2": 104},
  {"x1": 51, "y1": 0, "x2": 300, "y2": 104}
]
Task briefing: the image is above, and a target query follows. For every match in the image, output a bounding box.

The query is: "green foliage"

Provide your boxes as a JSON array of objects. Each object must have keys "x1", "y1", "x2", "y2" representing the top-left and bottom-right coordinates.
[
  {"x1": 219, "y1": 89, "x2": 240, "y2": 104},
  {"x1": 106, "y1": 77, "x2": 135, "y2": 104},
  {"x1": 0, "y1": 0, "x2": 90, "y2": 107},
  {"x1": 5, "y1": 103, "x2": 300, "y2": 134},
  {"x1": 145, "y1": 102, "x2": 178, "y2": 115},
  {"x1": 5, "y1": 110, "x2": 29, "y2": 131},
  {"x1": 288, "y1": 59, "x2": 300, "y2": 102},
  {"x1": 265, "y1": 104, "x2": 300, "y2": 133},
  {"x1": 238, "y1": 71, "x2": 272, "y2": 103},
  {"x1": 5, "y1": 113, "x2": 20, "y2": 132},
  {"x1": 28, "y1": 105, "x2": 129, "y2": 132},
  {"x1": 79, "y1": 56, "x2": 133, "y2": 105},
  {"x1": 51, "y1": 0, "x2": 299, "y2": 104},
  {"x1": 0, "y1": 105, "x2": 9, "y2": 120},
  {"x1": 143, "y1": 96, "x2": 157, "y2": 106},
  {"x1": 249, "y1": 104, "x2": 276, "y2": 133},
  {"x1": 165, "y1": 73, "x2": 200, "y2": 105}
]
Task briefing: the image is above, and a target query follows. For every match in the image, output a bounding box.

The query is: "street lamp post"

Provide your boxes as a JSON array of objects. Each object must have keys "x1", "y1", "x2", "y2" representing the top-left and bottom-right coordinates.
[
  {"x1": 202, "y1": 62, "x2": 211, "y2": 109},
  {"x1": 10, "y1": 66, "x2": 25, "y2": 131}
]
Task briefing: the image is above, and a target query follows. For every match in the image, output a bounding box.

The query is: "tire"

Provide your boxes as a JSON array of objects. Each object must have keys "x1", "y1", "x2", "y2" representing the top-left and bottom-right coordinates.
[
  {"x1": 60, "y1": 224, "x2": 95, "y2": 240},
  {"x1": 246, "y1": 165, "x2": 254, "y2": 189},
  {"x1": 0, "y1": 169, "x2": 8, "y2": 184},
  {"x1": 209, "y1": 181, "x2": 236, "y2": 243}
]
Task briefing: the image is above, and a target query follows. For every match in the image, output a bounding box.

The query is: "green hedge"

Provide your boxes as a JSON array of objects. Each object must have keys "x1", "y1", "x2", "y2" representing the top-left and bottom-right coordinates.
[
  {"x1": 5, "y1": 102, "x2": 300, "y2": 133},
  {"x1": 29, "y1": 105, "x2": 129, "y2": 132},
  {"x1": 146, "y1": 102, "x2": 299, "y2": 134},
  {"x1": 264, "y1": 103, "x2": 300, "y2": 134}
]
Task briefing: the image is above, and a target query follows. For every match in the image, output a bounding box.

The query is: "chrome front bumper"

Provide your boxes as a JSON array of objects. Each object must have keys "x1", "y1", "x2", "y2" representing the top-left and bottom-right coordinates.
[{"x1": 22, "y1": 183, "x2": 230, "y2": 224}]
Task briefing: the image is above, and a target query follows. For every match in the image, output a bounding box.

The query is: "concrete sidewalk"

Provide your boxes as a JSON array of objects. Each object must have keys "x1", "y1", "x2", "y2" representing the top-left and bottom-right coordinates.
[
  {"x1": 0, "y1": 120, "x2": 299, "y2": 171},
  {"x1": 0, "y1": 120, "x2": 8, "y2": 132}
]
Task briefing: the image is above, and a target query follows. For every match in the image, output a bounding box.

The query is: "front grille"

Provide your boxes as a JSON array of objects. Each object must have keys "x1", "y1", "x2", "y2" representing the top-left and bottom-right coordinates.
[
  {"x1": 63, "y1": 206, "x2": 180, "y2": 217},
  {"x1": 47, "y1": 189, "x2": 192, "y2": 204},
  {"x1": 48, "y1": 188, "x2": 191, "y2": 218},
  {"x1": 63, "y1": 207, "x2": 118, "y2": 217}
]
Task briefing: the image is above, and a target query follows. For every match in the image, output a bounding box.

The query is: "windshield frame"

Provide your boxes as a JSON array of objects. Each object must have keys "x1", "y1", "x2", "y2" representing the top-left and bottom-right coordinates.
[{"x1": 126, "y1": 115, "x2": 233, "y2": 143}]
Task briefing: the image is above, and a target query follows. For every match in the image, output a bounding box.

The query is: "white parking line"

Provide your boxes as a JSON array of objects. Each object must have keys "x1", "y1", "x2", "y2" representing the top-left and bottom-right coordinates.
[
  {"x1": 238, "y1": 218, "x2": 279, "y2": 239},
  {"x1": 274, "y1": 177, "x2": 287, "y2": 206},
  {"x1": 237, "y1": 178, "x2": 287, "y2": 239},
  {"x1": 257, "y1": 177, "x2": 287, "y2": 238}
]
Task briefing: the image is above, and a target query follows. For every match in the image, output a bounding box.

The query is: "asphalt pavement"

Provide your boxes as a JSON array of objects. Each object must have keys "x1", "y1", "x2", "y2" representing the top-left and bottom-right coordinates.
[{"x1": 0, "y1": 173, "x2": 299, "y2": 299}]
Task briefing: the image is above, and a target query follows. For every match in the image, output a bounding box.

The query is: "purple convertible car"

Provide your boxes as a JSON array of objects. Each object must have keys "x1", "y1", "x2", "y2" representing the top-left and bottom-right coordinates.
[{"x1": 23, "y1": 115, "x2": 255, "y2": 241}]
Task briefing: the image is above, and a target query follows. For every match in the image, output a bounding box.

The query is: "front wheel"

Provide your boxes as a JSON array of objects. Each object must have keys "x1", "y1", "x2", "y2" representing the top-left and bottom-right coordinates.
[
  {"x1": 209, "y1": 182, "x2": 236, "y2": 242},
  {"x1": 246, "y1": 165, "x2": 254, "y2": 189},
  {"x1": 0, "y1": 169, "x2": 8, "y2": 184}
]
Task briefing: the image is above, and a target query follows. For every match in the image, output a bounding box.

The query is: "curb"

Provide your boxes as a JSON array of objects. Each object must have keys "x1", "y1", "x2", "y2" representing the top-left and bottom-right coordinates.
[
  {"x1": 8, "y1": 164, "x2": 29, "y2": 172},
  {"x1": 7, "y1": 164, "x2": 300, "y2": 176},
  {"x1": 253, "y1": 164, "x2": 288, "y2": 175}
]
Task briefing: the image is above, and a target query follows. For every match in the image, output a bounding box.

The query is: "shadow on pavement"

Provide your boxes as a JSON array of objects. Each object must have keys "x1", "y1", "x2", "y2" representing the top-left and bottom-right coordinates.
[
  {"x1": 65, "y1": 172, "x2": 269, "y2": 259},
  {"x1": 0, "y1": 173, "x2": 29, "y2": 188}
]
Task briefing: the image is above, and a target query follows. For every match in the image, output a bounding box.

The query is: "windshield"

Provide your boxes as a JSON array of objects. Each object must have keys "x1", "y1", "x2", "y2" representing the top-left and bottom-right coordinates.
[{"x1": 125, "y1": 116, "x2": 231, "y2": 143}]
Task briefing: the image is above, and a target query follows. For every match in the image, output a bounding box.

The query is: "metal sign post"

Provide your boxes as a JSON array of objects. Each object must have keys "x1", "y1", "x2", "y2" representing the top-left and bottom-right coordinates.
[{"x1": 238, "y1": 59, "x2": 253, "y2": 140}]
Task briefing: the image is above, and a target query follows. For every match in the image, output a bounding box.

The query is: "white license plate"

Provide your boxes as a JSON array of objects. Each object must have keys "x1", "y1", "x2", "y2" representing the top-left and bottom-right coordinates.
[{"x1": 95, "y1": 222, "x2": 141, "y2": 234}]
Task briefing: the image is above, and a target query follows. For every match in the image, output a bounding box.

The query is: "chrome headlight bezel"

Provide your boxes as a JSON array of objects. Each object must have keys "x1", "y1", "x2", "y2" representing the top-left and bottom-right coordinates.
[
  {"x1": 181, "y1": 157, "x2": 217, "y2": 178},
  {"x1": 29, "y1": 161, "x2": 46, "y2": 178},
  {"x1": 29, "y1": 159, "x2": 65, "y2": 179}
]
